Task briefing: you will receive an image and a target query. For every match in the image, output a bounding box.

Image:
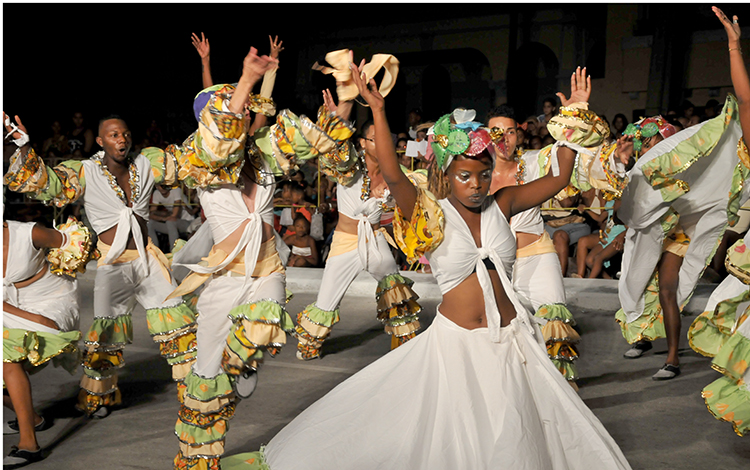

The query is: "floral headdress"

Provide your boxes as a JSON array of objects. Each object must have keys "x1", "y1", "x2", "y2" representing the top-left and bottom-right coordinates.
[
  {"x1": 427, "y1": 108, "x2": 495, "y2": 172},
  {"x1": 623, "y1": 115, "x2": 676, "y2": 155}
]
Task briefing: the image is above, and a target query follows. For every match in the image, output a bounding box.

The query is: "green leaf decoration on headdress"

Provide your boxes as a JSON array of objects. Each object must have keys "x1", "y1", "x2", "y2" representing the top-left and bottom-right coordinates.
[
  {"x1": 431, "y1": 114, "x2": 471, "y2": 170},
  {"x1": 640, "y1": 122, "x2": 659, "y2": 139}
]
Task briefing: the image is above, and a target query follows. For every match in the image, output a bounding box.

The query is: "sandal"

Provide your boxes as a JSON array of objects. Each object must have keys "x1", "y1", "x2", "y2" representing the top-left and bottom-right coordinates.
[
  {"x1": 652, "y1": 363, "x2": 681, "y2": 381},
  {"x1": 623, "y1": 340, "x2": 652, "y2": 359},
  {"x1": 3, "y1": 446, "x2": 44, "y2": 467}
]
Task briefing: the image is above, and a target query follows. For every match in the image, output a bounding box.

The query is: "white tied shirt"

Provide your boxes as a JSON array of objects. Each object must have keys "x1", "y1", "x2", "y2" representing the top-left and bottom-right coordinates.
[
  {"x1": 337, "y1": 171, "x2": 391, "y2": 270},
  {"x1": 3, "y1": 221, "x2": 47, "y2": 306},
  {"x1": 428, "y1": 199, "x2": 536, "y2": 342},
  {"x1": 83, "y1": 152, "x2": 154, "y2": 270}
]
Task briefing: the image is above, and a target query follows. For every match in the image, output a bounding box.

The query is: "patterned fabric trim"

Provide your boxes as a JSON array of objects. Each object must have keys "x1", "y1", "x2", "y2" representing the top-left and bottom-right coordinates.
[{"x1": 392, "y1": 187, "x2": 445, "y2": 265}]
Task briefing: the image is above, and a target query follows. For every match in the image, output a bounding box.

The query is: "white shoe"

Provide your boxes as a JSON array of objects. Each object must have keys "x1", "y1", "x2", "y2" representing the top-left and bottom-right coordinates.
[
  {"x1": 623, "y1": 341, "x2": 652, "y2": 359},
  {"x1": 652, "y1": 364, "x2": 680, "y2": 380}
]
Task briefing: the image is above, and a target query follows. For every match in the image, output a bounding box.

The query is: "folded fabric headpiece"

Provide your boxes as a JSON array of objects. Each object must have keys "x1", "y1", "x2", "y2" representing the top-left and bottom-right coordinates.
[
  {"x1": 428, "y1": 108, "x2": 495, "y2": 172},
  {"x1": 312, "y1": 49, "x2": 399, "y2": 102},
  {"x1": 623, "y1": 115, "x2": 677, "y2": 153},
  {"x1": 193, "y1": 84, "x2": 228, "y2": 122}
]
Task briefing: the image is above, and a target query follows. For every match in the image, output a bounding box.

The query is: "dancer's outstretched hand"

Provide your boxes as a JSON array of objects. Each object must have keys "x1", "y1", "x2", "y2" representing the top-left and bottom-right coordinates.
[
  {"x1": 713, "y1": 6, "x2": 741, "y2": 43},
  {"x1": 615, "y1": 135, "x2": 634, "y2": 165},
  {"x1": 241, "y1": 47, "x2": 278, "y2": 82},
  {"x1": 269, "y1": 35, "x2": 285, "y2": 59},
  {"x1": 350, "y1": 56, "x2": 384, "y2": 111},
  {"x1": 3, "y1": 113, "x2": 28, "y2": 141},
  {"x1": 191, "y1": 32, "x2": 210, "y2": 60},
  {"x1": 556, "y1": 66, "x2": 591, "y2": 106},
  {"x1": 322, "y1": 89, "x2": 338, "y2": 113}
]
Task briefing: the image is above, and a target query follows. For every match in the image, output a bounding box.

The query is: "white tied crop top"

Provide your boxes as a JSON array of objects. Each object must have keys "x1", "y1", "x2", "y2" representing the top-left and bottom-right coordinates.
[
  {"x1": 4, "y1": 221, "x2": 48, "y2": 306},
  {"x1": 176, "y1": 159, "x2": 276, "y2": 302},
  {"x1": 426, "y1": 199, "x2": 535, "y2": 342},
  {"x1": 337, "y1": 171, "x2": 393, "y2": 270},
  {"x1": 83, "y1": 153, "x2": 155, "y2": 268}
]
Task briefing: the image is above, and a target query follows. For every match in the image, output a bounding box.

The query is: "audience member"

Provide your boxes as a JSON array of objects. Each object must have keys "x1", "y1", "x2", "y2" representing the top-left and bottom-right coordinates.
[
  {"x1": 66, "y1": 111, "x2": 94, "y2": 159},
  {"x1": 611, "y1": 113, "x2": 628, "y2": 140},
  {"x1": 148, "y1": 184, "x2": 195, "y2": 251},
  {"x1": 41, "y1": 120, "x2": 68, "y2": 159},
  {"x1": 284, "y1": 215, "x2": 319, "y2": 267}
]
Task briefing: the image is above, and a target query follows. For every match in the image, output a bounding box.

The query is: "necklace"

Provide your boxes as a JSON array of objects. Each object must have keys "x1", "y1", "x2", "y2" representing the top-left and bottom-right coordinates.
[
  {"x1": 359, "y1": 151, "x2": 370, "y2": 201},
  {"x1": 514, "y1": 148, "x2": 526, "y2": 186},
  {"x1": 91, "y1": 151, "x2": 139, "y2": 206}
]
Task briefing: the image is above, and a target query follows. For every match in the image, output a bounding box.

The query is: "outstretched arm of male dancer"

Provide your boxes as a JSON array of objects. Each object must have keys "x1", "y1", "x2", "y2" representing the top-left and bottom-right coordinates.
[{"x1": 714, "y1": 6, "x2": 750, "y2": 141}]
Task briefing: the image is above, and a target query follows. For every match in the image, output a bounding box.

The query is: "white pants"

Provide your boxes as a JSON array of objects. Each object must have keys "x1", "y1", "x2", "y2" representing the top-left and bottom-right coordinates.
[
  {"x1": 194, "y1": 272, "x2": 286, "y2": 377},
  {"x1": 513, "y1": 252, "x2": 567, "y2": 312},
  {"x1": 315, "y1": 232, "x2": 399, "y2": 311}
]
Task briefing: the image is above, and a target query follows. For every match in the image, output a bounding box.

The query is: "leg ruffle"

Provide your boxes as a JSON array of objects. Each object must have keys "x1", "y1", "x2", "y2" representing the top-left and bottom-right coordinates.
[
  {"x1": 3, "y1": 328, "x2": 81, "y2": 375},
  {"x1": 222, "y1": 299, "x2": 293, "y2": 375},
  {"x1": 175, "y1": 370, "x2": 236, "y2": 468},
  {"x1": 701, "y1": 327, "x2": 750, "y2": 436},
  {"x1": 535, "y1": 304, "x2": 580, "y2": 384},
  {"x1": 220, "y1": 446, "x2": 270, "y2": 470},
  {"x1": 78, "y1": 315, "x2": 133, "y2": 414},
  {"x1": 689, "y1": 289, "x2": 750, "y2": 357},
  {"x1": 375, "y1": 273, "x2": 421, "y2": 350},
  {"x1": 148, "y1": 302, "x2": 199, "y2": 382},
  {"x1": 614, "y1": 272, "x2": 666, "y2": 344},
  {"x1": 295, "y1": 304, "x2": 340, "y2": 360}
]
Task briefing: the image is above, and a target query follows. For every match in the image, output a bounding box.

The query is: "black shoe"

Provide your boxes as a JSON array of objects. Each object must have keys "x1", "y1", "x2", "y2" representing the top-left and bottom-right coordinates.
[
  {"x1": 91, "y1": 405, "x2": 111, "y2": 419},
  {"x1": 3, "y1": 446, "x2": 44, "y2": 467},
  {"x1": 623, "y1": 340, "x2": 652, "y2": 359},
  {"x1": 234, "y1": 369, "x2": 258, "y2": 399},
  {"x1": 3, "y1": 416, "x2": 51, "y2": 435},
  {"x1": 652, "y1": 363, "x2": 681, "y2": 380}
]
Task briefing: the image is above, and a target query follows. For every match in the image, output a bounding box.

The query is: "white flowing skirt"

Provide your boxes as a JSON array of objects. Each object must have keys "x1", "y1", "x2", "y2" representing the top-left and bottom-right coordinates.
[{"x1": 261, "y1": 310, "x2": 631, "y2": 470}]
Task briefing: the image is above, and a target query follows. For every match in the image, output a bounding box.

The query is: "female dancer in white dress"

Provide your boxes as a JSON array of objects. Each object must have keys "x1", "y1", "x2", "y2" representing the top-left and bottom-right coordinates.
[
  {"x1": 220, "y1": 62, "x2": 631, "y2": 470},
  {"x1": 3, "y1": 218, "x2": 95, "y2": 466}
]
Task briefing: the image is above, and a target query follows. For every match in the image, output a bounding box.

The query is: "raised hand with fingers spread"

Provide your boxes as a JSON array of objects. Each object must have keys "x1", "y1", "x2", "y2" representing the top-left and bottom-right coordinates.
[
  {"x1": 191, "y1": 32, "x2": 213, "y2": 88},
  {"x1": 556, "y1": 66, "x2": 591, "y2": 106},
  {"x1": 269, "y1": 35, "x2": 284, "y2": 60}
]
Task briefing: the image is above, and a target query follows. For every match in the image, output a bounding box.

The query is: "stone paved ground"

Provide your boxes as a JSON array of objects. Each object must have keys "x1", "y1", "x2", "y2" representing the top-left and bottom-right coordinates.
[{"x1": 3, "y1": 269, "x2": 749, "y2": 469}]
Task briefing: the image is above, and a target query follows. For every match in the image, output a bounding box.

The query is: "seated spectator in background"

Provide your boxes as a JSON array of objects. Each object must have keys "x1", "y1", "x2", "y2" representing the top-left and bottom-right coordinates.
[
  {"x1": 537, "y1": 97, "x2": 558, "y2": 126},
  {"x1": 704, "y1": 99, "x2": 720, "y2": 119},
  {"x1": 688, "y1": 115, "x2": 702, "y2": 127},
  {"x1": 543, "y1": 191, "x2": 591, "y2": 277},
  {"x1": 274, "y1": 180, "x2": 295, "y2": 206},
  {"x1": 148, "y1": 184, "x2": 195, "y2": 251},
  {"x1": 574, "y1": 190, "x2": 623, "y2": 279},
  {"x1": 284, "y1": 215, "x2": 319, "y2": 267},
  {"x1": 516, "y1": 127, "x2": 527, "y2": 149},
  {"x1": 523, "y1": 115, "x2": 540, "y2": 136},
  {"x1": 542, "y1": 134, "x2": 555, "y2": 147},
  {"x1": 396, "y1": 138, "x2": 411, "y2": 169},
  {"x1": 406, "y1": 108, "x2": 422, "y2": 140},
  {"x1": 67, "y1": 111, "x2": 94, "y2": 159},
  {"x1": 680, "y1": 99, "x2": 695, "y2": 121},
  {"x1": 611, "y1": 113, "x2": 628, "y2": 140},
  {"x1": 42, "y1": 120, "x2": 69, "y2": 159},
  {"x1": 529, "y1": 135, "x2": 543, "y2": 150}
]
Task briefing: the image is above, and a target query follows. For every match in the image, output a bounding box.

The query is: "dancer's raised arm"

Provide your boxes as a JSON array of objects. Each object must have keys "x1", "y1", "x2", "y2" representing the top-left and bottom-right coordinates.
[
  {"x1": 350, "y1": 59, "x2": 417, "y2": 218},
  {"x1": 228, "y1": 47, "x2": 277, "y2": 115},
  {"x1": 494, "y1": 67, "x2": 591, "y2": 219},
  {"x1": 192, "y1": 32, "x2": 213, "y2": 89},
  {"x1": 714, "y1": 6, "x2": 750, "y2": 142}
]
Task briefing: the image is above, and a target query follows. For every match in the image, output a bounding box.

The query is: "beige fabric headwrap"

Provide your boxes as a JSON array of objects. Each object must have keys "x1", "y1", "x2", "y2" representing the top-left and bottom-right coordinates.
[{"x1": 312, "y1": 49, "x2": 399, "y2": 102}]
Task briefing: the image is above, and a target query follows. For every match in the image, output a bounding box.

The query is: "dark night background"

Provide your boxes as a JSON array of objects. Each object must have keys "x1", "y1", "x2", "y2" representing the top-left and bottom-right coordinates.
[{"x1": 1, "y1": 3, "x2": 735, "y2": 146}]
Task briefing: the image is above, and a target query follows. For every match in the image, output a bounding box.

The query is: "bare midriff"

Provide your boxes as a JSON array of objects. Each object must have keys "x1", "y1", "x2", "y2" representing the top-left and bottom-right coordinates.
[
  {"x1": 334, "y1": 213, "x2": 380, "y2": 235},
  {"x1": 440, "y1": 270, "x2": 517, "y2": 330},
  {"x1": 516, "y1": 231, "x2": 542, "y2": 250},
  {"x1": 215, "y1": 220, "x2": 275, "y2": 255},
  {"x1": 98, "y1": 216, "x2": 149, "y2": 250}
]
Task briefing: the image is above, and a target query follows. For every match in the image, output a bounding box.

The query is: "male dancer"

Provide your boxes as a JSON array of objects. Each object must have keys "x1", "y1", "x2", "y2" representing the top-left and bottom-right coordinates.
[
  {"x1": 484, "y1": 67, "x2": 595, "y2": 388},
  {"x1": 4, "y1": 114, "x2": 197, "y2": 417}
]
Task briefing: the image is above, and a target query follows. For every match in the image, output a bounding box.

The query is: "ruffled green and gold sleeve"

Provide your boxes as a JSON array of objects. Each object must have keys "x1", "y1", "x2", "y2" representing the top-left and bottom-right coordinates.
[
  {"x1": 548, "y1": 102, "x2": 627, "y2": 199},
  {"x1": 174, "y1": 85, "x2": 248, "y2": 188},
  {"x1": 392, "y1": 188, "x2": 445, "y2": 264},
  {"x1": 3, "y1": 148, "x2": 85, "y2": 207},
  {"x1": 256, "y1": 105, "x2": 359, "y2": 183}
]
